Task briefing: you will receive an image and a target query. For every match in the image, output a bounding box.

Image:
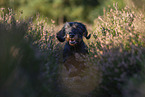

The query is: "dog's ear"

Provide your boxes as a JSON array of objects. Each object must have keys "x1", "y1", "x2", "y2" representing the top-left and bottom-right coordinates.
[
  {"x1": 82, "y1": 25, "x2": 91, "y2": 39},
  {"x1": 56, "y1": 26, "x2": 66, "y2": 42},
  {"x1": 84, "y1": 30, "x2": 91, "y2": 39},
  {"x1": 56, "y1": 22, "x2": 72, "y2": 42}
]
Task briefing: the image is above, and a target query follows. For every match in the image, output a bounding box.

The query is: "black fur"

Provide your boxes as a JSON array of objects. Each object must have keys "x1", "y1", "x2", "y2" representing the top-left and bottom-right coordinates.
[{"x1": 56, "y1": 22, "x2": 91, "y2": 70}]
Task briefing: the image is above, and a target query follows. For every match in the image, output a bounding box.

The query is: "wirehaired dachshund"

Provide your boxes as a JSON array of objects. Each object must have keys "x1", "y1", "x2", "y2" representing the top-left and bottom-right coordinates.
[{"x1": 56, "y1": 22, "x2": 91, "y2": 71}]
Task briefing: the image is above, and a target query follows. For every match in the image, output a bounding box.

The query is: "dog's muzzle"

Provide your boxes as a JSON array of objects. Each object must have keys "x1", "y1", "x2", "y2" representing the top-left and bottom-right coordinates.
[{"x1": 66, "y1": 34, "x2": 78, "y2": 46}]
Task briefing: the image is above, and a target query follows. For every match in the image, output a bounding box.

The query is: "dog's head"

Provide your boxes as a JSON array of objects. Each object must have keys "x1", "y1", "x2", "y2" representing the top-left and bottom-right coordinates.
[{"x1": 56, "y1": 22, "x2": 91, "y2": 46}]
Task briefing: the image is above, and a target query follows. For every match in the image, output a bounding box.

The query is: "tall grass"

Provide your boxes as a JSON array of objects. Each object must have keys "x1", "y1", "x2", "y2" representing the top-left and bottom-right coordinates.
[
  {"x1": 0, "y1": 3, "x2": 145, "y2": 97},
  {"x1": 89, "y1": 3, "x2": 145, "y2": 97},
  {"x1": 0, "y1": 8, "x2": 65, "y2": 97},
  {"x1": 0, "y1": 8, "x2": 41, "y2": 97}
]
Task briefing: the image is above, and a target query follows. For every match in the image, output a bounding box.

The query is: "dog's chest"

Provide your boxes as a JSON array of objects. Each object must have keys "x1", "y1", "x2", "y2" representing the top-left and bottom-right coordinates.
[{"x1": 70, "y1": 45, "x2": 83, "y2": 53}]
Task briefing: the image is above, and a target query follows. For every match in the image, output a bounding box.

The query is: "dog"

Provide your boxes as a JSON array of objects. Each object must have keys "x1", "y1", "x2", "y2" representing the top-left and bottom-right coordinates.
[{"x1": 56, "y1": 22, "x2": 91, "y2": 71}]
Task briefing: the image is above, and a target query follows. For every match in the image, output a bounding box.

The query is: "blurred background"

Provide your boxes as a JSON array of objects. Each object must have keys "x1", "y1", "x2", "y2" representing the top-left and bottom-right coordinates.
[{"x1": 0, "y1": 0, "x2": 144, "y2": 24}]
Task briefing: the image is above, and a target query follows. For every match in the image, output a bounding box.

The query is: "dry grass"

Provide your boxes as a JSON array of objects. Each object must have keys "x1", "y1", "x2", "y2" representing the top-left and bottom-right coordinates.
[{"x1": 89, "y1": 3, "x2": 145, "y2": 97}]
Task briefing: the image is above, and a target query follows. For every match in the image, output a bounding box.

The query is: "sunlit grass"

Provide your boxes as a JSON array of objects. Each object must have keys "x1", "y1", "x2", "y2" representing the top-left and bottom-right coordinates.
[{"x1": 89, "y1": 3, "x2": 145, "y2": 97}]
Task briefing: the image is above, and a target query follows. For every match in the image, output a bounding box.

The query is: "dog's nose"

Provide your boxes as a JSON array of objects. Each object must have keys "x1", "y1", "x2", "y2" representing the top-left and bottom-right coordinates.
[{"x1": 69, "y1": 34, "x2": 75, "y2": 38}]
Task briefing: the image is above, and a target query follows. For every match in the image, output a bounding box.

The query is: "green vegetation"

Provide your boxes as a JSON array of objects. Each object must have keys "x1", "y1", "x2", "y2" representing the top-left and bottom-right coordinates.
[
  {"x1": 0, "y1": 0, "x2": 145, "y2": 97},
  {"x1": 0, "y1": 0, "x2": 128, "y2": 24},
  {"x1": 0, "y1": 0, "x2": 100, "y2": 23}
]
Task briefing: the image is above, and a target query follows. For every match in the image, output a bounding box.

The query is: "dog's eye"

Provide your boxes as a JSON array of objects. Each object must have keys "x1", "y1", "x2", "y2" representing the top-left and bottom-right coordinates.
[{"x1": 69, "y1": 34, "x2": 75, "y2": 38}]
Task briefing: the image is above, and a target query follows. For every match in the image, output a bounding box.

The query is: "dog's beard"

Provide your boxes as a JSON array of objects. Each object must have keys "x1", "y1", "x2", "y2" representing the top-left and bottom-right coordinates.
[{"x1": 69, "y1": 39, "x2": 77, "y2": 46}]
